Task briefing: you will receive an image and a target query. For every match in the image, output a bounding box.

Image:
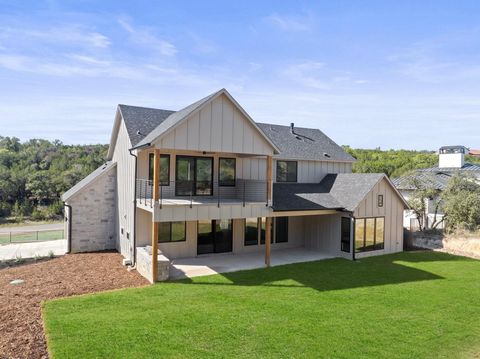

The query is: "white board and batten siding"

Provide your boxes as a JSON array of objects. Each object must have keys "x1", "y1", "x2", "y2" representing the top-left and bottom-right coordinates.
[
  {"x1": 274, "y1": 160, "x2": 353, "y2": 183},
  {"x1": 155, "y1": 94, "x2": 274, "y2": 156},
  {"x1": 111, "y1": 120, "x2": 136, "y2": 260},
  {"x1": 354, "y1": 177, "x2": 405, "y2": 258}
]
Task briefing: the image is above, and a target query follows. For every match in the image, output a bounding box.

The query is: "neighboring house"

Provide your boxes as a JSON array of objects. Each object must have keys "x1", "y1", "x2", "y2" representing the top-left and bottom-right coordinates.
[
  {"x1": 62, "y1": 89, "x2": 407, "y2": 282},
  {"x1": 393, "y1": 145, "x2": 480, "y2": 229}
]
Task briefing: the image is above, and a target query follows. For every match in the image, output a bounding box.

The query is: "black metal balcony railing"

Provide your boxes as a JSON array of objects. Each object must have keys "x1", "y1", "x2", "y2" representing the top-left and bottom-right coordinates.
[{"x1": 136, "y1": 179, "x2": 268, "y2": 208}]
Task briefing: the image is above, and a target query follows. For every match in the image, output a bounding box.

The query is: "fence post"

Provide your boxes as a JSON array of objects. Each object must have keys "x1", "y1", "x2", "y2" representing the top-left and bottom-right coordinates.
[
  {"x1": 36, "y1": 231, "x2": 39, "y2": 241},
  {"x1": 9, "y1": 231, "x2": 12, "y2": 243}
]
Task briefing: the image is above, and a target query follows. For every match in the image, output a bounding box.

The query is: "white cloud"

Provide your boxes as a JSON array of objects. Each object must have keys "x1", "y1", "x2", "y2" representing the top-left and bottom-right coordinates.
[
  {"x1": 265, "y1": 12, "x2": 313, "y2": 32},
  {"x1": 283, "y1": 61, "x2": 329, "y2": 89},
  {"x1": 117, "y1": 17, "x2": 177, "y2": 56}
]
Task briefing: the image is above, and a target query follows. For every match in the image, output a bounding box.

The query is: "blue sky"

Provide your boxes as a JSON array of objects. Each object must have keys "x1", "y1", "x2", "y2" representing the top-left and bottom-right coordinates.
[{"x1": 0, "y1": 0, "x2": 479, "y2": 149}]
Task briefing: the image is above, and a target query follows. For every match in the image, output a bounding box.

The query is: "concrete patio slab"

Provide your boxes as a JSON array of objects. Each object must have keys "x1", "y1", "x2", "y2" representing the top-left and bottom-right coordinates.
[
  {"x1": 169, "y1": 247, "x2": 333, "y2": 280},
  {"x1": 0, "y1": 240, "x2": 67, "y2": 260}
]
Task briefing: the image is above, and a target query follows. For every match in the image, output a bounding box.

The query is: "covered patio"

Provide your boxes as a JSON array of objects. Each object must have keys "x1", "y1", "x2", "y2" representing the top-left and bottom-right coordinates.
[{"x1": 169, "y1": 247, "x2": 333, "y2": 280}]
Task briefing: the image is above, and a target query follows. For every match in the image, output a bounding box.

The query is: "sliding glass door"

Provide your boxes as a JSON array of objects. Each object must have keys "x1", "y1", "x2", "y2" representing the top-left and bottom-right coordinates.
[
  {"x1": 176, "y1": 156, "x2": 213, "y2": 196},
  {"x1": 197, "y1": 219, "x2": 233, "y2": 255}
]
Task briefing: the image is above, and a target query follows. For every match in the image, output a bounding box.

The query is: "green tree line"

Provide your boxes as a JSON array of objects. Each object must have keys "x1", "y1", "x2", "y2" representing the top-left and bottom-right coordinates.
[
  {"x1": 344, "y1": 146, "x2": 480, "y2": 178},
  {"x1": 0, "y1": 136, "x2": 107, "y2": 221}
]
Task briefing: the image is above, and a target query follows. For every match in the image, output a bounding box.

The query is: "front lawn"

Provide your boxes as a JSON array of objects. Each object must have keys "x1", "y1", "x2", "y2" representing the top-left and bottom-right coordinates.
[{"x1": 43, "y1": 252, "x2": 480, "y2": 358}]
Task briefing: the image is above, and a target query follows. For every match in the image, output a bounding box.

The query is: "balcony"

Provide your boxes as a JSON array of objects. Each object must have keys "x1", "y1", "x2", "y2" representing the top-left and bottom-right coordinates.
[{"x1": 136, "y1": 179, "x2": 268, "y2": 208}]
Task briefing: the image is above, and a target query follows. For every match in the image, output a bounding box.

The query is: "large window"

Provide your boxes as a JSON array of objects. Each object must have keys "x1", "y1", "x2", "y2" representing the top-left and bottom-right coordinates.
[
  {"x1": 340, "y1": 217, "x2": 351, "y2": 253},
  {"x1": 355, "y1": 217, "x2": 385, "y2": 252},
  {"x1": 244, "y1": 218, "x2": 258, "y2": 246},
  {"x1": 175, "y1": 156, "x2": 213, "y2": 196},
  {"x1": 219, "y1": 158, "x2": 236, "y2": 186},
  {"x1": 197, "y1": 219, "x2": 233, "y2": 254},
  {"x1": 245, "y1": 217, "x2": 273, "y2": 245},
  {"x1": 275, "y1": 217, "x2": 288, "y2": 243},
  {"x1": 158, "y1": 221, "x2": 186, "y2": 243},
  {"x1": 148, "y1": 153, "x2": 170, "y2": 185},
  {"x1": 276, "y1": 161, "x2": 297, "y2": 182}
]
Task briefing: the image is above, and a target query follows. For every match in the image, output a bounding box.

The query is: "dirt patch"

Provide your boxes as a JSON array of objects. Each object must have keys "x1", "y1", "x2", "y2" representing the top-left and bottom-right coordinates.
[{"x1": 0, "y1": 252, "x2": 148, "y2": 359}]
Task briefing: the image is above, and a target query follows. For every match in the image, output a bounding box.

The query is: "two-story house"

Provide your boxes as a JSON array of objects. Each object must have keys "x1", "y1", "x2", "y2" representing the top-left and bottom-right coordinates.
[{"x1": 62, "y1": 89, "x2": 408, "y2": 282}]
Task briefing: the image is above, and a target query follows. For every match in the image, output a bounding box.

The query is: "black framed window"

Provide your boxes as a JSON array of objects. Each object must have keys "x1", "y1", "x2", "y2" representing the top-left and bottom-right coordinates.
[
  {"x1": 355, "y1": 217, "x2": 385, "y2": 252},
  {"x1": 341, "y1": 217, "x2": 351, "y2": 253},
  {"x1": 148, "y1": 153, "x2": 170, "y2": 185},
  {"x1": 197, "y1": 219, "x2": 232, "y2": 254},
  {"x1": 175, "y1": 156, "x2": 213, "y2": 196},
  {"x1": 276, "y1": 161, "x2": 297, "y2": 182},
  {"x1": 377, "y1": 194, "x2": 384, "y2": 207},
  {"x1": 244, "y1": 218, "x2": 258, "y2": 246},
  {"x1": 275, "y1": 217, "x2": 288, "y2": 243},
  {"x1": 158, "y1": 221, "x2": 186, "y2": 243},
  {"x1": 219, "y1": 158, "x2": 236, "y2": 186}
]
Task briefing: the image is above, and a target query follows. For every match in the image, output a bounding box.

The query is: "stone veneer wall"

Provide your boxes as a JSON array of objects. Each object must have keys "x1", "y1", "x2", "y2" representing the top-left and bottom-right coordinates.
[{"x1": 66, "y1": 166, "x2": 117, "y2": 252}]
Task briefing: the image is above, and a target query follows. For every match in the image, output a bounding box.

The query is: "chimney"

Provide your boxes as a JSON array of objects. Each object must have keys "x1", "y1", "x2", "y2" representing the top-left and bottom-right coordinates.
[
  {"x1": 290, "y1": 123, "x2": 294, "y2": 134},
  {"x1": 438, "y1": 146, "x2": 466, "y2": 169}
]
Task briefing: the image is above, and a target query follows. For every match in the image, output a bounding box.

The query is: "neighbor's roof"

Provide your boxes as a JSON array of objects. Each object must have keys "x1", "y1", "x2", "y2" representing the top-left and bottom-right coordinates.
[
  {"x1": 393, "y1": 163, "x2": 480, "y2": 191},
  {"x1": 273, "y1": 173, "x2": 406, "y2": 212},
  {"x1": 469, "y1": 149, "x2": 480, "y2": 156},
  {"x1": 257, "y1": 123, "x2": 355, "y2": 162},
  {"x1": 62, "y1": 161, "x2": 116, "y2": 201}
]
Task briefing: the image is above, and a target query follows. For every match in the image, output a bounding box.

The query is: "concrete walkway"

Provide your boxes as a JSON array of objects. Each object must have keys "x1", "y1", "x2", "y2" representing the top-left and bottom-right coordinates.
[
  {"x1": 0, "y1": 240, "x2": 67, "y2": 260},
  {"x1": 169, "y1": 247, "x2": 333, "y2": 280}
]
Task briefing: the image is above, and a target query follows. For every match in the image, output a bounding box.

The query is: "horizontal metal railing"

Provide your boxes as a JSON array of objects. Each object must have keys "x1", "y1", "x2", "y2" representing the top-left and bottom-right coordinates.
[
  {"x1": 0, "y1": 229, "x2": 65, "y2": 245},
  {"x1": 136, "y1": 179, "x2": 268, "y2": 208}
]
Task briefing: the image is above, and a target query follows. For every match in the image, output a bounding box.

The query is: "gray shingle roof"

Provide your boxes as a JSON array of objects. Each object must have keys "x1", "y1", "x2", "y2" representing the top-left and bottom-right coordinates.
[
  {"x1": 135, "y1": 89, "x2": 224, "y2": 148},
  {"x1": 256, "y1": 123, "x2": 355, "y2": 162},
  {"x1": 62, "y1": 161, "x2": 116, "y2": 201},
  {"x1": 273, "y1": 173, "x2": 386, "y2": 212},
  {"x1": 118, "y1": 104, "x2": 175, "y2": 147},
  {"x1": 393, "y1": 163, "x2": 480, "y2": 191}
]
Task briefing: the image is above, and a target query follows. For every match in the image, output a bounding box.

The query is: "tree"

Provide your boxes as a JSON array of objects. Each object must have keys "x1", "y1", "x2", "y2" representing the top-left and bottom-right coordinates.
[
  {"x1": 441, "y1": 173, "x2": 480, "y2": 232},
  {"x1": 404, "y1": 173, "x2": 444, "y2": 231}
]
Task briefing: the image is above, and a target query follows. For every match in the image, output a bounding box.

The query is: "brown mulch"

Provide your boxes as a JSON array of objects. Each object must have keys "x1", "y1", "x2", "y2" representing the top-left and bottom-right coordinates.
[{"x1": 0, "y1": 252, "x2": 148, "y2": 359}]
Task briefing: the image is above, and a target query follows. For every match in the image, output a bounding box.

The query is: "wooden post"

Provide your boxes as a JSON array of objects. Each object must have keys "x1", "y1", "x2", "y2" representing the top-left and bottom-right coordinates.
[
  {"x1": 265, "y1": 217, "x2": 272, "y2": 266},
  {"x1": 266, "y1": 155, "x2": 272, "y2": 205},
  {"x1": 151, "y1": 149, "x2": 160, "y2": 283}
]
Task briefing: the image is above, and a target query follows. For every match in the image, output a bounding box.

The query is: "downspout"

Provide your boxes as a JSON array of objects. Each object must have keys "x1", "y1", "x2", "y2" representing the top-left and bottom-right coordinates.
[
  {"x1": 128, "y1": 141, "x2": 151, "y2": 266},
  {"x1": 128, "y1": 149, "x2": 138, "y2": 266},
  {"x1": 351, "y1": 214, "x2": 356, "y2": 261},
  {"x1": 63, "y1": 202, "x2": 72, "y2": 254}
]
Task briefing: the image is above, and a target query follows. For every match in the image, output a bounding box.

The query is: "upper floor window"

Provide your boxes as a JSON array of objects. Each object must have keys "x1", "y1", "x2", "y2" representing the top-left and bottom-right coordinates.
[
  {"x1": 148, "y1": 153, "x2": 170, "y2": 186},
  {"x1": 377, "y1": 194, "x2": 384, "y2": 207},
  {"x1": 219, "y1": 158, "x2": 236, "y2": 186},
  {"x1": 176, "y1": 156, "x2": 213, "y2": 196},
  {"x1": 276, "y1": 161, "x2": 297, "y2": 182}
]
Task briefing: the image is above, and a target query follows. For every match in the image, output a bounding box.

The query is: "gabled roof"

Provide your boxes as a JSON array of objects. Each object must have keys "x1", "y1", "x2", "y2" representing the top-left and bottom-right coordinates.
[
  {"x1": 257, "y1": 123, "x2": 355, "y2": 162},
  {"x1": 119, "y1": 105, "x2": 174, "y2": 147},
  {"x1": 62, "y1": 161, "x2": 116, "y2": 201},
  {"x1": 273, "y1": 173, "x2": 408, "y2": 212},
  {"x1": 134, "y1": 88, "x2": 280, "y2": 153}
]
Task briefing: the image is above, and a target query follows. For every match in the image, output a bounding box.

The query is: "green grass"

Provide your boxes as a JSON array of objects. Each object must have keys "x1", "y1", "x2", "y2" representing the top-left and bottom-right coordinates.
[
  {"x1": 43, "y1": 252, "x2": 480, "y2": 359},
  {"x1": 0, "y1": 230, "x2": 64, "y2": 244}
]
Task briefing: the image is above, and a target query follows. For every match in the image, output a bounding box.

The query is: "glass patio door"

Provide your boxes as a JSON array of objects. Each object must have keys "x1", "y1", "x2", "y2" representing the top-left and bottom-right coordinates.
[
  {"x1": 197, "y1": 219, "x2": 233, "y2": 255},
  {"x1": 175, "y1": 156, "x2": 213, "y2": 196}
]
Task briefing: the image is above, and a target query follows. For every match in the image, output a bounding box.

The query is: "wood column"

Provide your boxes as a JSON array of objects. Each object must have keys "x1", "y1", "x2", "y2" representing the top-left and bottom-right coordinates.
[
  {"x1": 265, "y1": 217, "x2": 272, "y2": 266},
  {"x1": 151, "y1": 149, "x2": 160, "y2": 283},
  {"x1": 266, "y1": 155, "x2": 272, "y2": 205}
]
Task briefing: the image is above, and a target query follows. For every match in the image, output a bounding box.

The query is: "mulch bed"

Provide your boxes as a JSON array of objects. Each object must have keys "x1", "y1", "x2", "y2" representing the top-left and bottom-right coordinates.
[{"x1": 0, "y1": 252, "x2": 148, "y2": 359}]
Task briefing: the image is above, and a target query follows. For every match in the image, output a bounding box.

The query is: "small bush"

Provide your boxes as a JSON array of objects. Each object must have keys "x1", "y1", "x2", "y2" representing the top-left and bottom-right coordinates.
[{"x1": 31, "y1": 208, "x2": 46, "y2": 221}]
